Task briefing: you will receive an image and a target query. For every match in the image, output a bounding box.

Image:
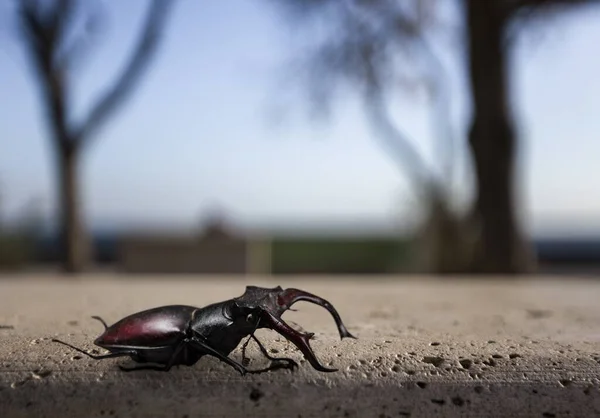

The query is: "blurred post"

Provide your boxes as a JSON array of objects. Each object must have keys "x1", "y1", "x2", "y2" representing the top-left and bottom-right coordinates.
[{"x1": 246, "y1": 236, "x2": 273, "y2": 276}]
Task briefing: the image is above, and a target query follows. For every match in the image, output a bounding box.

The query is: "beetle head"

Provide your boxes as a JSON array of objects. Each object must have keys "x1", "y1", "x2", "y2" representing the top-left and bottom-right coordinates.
[{"x1": 233, "y1": 285, "x2": 356, "y2": 372}]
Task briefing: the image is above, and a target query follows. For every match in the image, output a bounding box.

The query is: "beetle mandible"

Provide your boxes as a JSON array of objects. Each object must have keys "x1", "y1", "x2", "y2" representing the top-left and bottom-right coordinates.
[{"x1": 52, "y1": 285, "x2": 356, "y2": 375}]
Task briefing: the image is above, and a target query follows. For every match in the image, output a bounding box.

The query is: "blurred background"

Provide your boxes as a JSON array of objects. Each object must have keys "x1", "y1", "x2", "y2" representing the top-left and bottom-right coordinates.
[{"x1": 1, "y1": 0, "x2": 599, "y2": 277}]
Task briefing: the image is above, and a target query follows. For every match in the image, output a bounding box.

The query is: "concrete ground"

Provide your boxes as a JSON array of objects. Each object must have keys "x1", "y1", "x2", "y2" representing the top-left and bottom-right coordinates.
[{"x1": 1, "y1": 275, "x2": 600, "y2": 418}]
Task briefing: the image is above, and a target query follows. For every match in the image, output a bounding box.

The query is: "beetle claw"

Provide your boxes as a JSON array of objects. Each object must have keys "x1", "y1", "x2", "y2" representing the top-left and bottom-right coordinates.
[
  {"x1": 275, "y1": 288, "x2": 357, "y2": 341},
  {"x1": 231, "y1": 286, "x2": 358, "y2": 373}
]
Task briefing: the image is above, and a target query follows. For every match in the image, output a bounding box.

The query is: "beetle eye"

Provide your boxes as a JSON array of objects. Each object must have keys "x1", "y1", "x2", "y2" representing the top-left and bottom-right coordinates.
[{"x1": 246, "y1": 313, "x2": 255, "y2": 323}]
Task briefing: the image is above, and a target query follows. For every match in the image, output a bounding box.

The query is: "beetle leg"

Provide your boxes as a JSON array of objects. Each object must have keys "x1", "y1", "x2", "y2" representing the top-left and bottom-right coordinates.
[
  {"x1": 247, "y1": 361, "x2": 297, "y2": 374},
  {"x1": 118, "y1": 364, "x2": 168, "y2": 372},
  {"x1": 248, "y1": 334, "x2": 298, "y2": 372},
  {"x1": 91, "y1": 316, "x2": 109, "y2": 330},
  {"x1": 189, "y1": 335, "x2": 248, "y2": 376},
  {"x1": 240, "y1": 334, "x2": 252, "y2": 366},
  {"x1": 240, "y1": 315, "x2": 263, "y2": 366},
  {"x1": 118, "y1": 340, "x2": 186, "y2": 373},
  {"x1": 240, "y1": 332, "x2": 297, "y2": 372},
  {"x1": 239, "y1": 315, "x2": 297, "y2": 373},
  {"x1": 52, "y1": 339, "x2": 137, "y2": 360}
]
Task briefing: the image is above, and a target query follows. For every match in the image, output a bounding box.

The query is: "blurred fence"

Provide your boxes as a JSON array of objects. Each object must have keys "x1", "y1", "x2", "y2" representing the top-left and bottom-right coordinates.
[
  {"x1": 118, "y1": 236, "x2": 410, "y2": 275},
  {"x1": 118, "y1": 236, "x2": 249, "y2": 274},
  {"x1": 0, "y1": 233, "x2": 34, "y2": 271},
  {"x1": 2, "y1": 229, "x2": 600, "y2": 275},
  {"x1": 0, "y1": 231, "x2": 412, "y2": 274},
  {"x1": 270, "y1": 238, "x2": 410, "y2": 274}
]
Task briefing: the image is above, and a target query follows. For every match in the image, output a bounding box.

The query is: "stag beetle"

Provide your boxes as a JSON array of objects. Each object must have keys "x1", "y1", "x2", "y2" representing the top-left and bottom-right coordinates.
[{"x1": 52, "y1": 285, "x2": 356, "y2": 374}]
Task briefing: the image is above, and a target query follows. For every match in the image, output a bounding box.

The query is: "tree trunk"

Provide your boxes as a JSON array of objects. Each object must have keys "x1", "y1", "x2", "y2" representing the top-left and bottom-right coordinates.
[
  {"x1": 57, "y1": 147, "x2": 91, "y2": 274},
  {"x1": 465, "y1": 0, "x2": 536, "y2": 274}
]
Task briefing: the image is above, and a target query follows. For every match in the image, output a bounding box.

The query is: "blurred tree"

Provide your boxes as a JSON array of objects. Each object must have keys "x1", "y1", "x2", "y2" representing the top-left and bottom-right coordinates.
[
  {"x1": 14, "y1": 0, "x2": 175, "y2": 273},
  {"x1": 265, "y1": 0, "x2": 598, "y2": 274},
  {"x1": 463, "y1": 0, "x2": 599, "y2": 273}
]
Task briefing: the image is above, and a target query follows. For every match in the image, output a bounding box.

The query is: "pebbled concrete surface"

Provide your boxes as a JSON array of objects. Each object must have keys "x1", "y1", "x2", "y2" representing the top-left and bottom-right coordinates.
[{"x1": 1, "y1": 275, "x2": 600, "y2": 417}]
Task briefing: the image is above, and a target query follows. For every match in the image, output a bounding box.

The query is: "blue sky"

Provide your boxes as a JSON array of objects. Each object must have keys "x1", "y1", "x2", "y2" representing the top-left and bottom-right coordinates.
[{"x1": 1, "y1": 0, "x2": 600, "y2": 236}]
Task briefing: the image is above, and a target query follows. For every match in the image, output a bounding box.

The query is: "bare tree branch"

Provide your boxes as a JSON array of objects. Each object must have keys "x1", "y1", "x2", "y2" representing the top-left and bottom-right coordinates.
[
  {"x1": 505, "y1": 0, "x2": 600, "y2": 13},
  {"x1": 363, "y1": 90, "x2": 435, "y2": 188},
  {"x1": 54, "y1": 0, "x2": 105, "y2": 74},
  {"x1": 18, "y1": 0, "x2": 72, "y2": 151},
  {"x1": 272, "y1": 0, "x2": 454, "y2": 189},
  {"x1": 73, "y1": 0, "x2": 175, "y2": 146}
]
